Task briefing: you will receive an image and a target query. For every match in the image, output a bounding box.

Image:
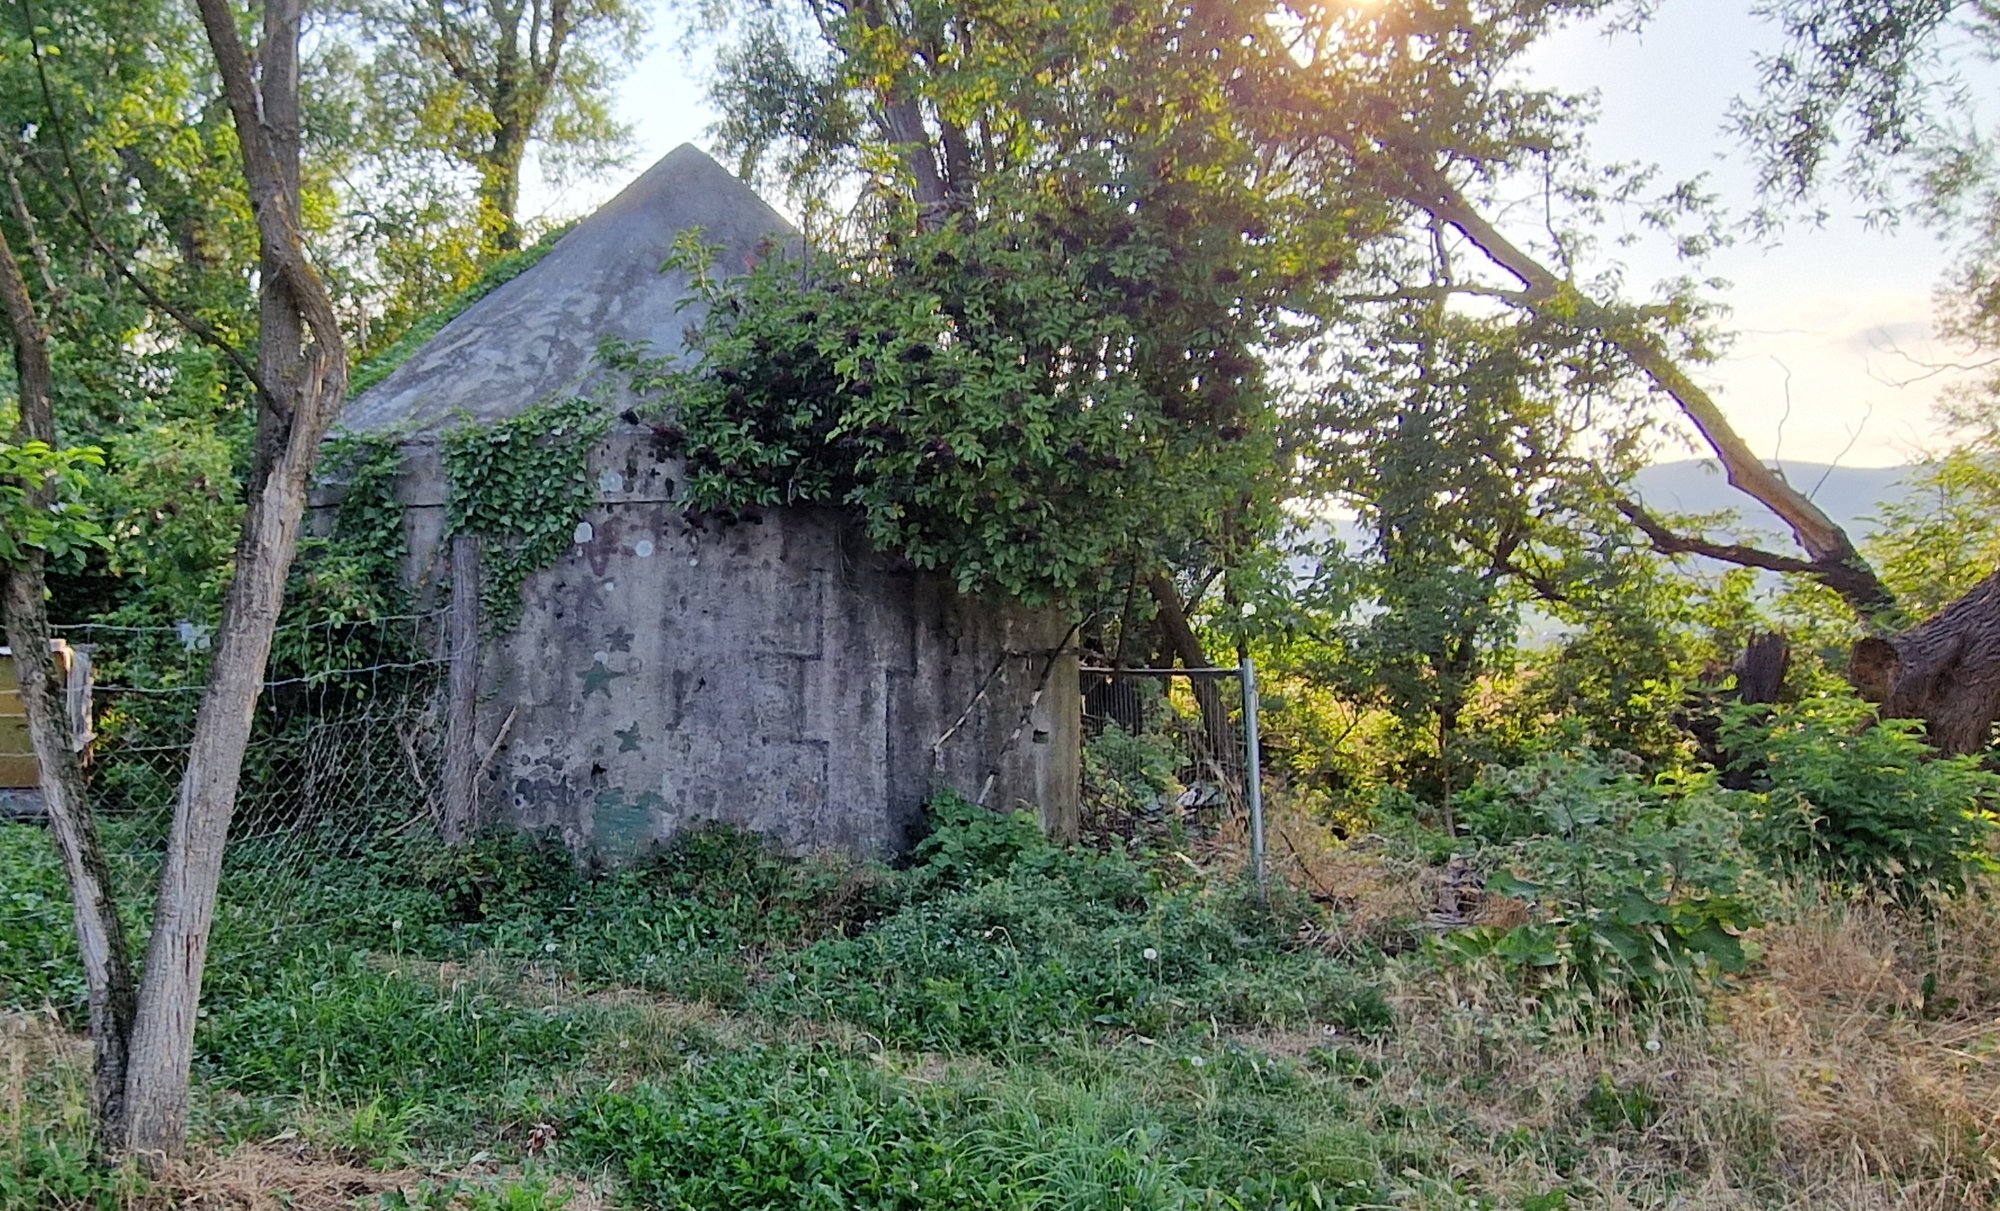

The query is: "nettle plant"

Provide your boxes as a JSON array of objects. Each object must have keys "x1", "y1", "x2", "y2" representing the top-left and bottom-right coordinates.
[{"x1": 606, "y1": 203, "x2": 1286, "y2": 605}]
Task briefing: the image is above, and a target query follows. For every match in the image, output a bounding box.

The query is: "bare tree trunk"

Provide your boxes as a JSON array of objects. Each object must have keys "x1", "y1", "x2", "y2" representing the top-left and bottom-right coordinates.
[
  {"x1": 0, "y1": 220, "x2": 138, "y2": 1152},
  {"x1": 440, "y1": 534, "x2": 482, "y2": 843},
  {"x1": 1736, "y1": 632, "x2": 1791, "y2": 706},
  {"x1": 122, "y1": 0, "x2": 349, "y2": 1164},
  {"x1": 853, "y1": 0, "x2": 950, "y2": 229},
  {"x1": 119, "y1": 464, "x2": 321, "y2": 1159}
]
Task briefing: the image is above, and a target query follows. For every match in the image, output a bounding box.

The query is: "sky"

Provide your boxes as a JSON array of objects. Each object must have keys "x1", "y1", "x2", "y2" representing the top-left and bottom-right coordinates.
[{"x1": 520, "y1": 0, "x2": 1991, "y2": 471}]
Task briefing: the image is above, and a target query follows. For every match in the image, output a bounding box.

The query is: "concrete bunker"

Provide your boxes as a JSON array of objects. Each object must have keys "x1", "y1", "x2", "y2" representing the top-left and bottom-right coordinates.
[{"x1": 329, "y1": 145, "x2": 1080, "y2": 859}]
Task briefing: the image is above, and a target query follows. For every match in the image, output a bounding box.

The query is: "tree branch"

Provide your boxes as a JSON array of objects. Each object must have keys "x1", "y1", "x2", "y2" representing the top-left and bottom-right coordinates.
[
  {"x1": 13, "y1": 1, "x2": 269, "y2": 401},
  {"x1": 1616, "y1": 497, "x2": 1899, "y2": 613},
  {"x1": 1403, "y1": 166, "x2": 1898, "y2": 622}
]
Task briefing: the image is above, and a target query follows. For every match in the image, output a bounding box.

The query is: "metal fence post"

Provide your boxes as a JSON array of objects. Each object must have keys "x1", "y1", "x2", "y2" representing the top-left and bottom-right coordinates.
[{"x1": 1240, "y1": 654, "x2": 1265, "y2": 885}]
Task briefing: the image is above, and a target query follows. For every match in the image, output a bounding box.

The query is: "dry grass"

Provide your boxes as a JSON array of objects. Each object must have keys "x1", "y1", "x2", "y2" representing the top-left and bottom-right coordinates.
[
  {"x1": 1722, "y1": 889, "x2": 2000, "y2": 1205},
  {"x1": 1342, "y1": 883, "x2": 2000, "y2": 1210}
]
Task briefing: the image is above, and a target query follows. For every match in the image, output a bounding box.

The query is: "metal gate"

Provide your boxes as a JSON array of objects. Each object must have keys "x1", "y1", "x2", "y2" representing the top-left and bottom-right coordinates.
[{"x1": 1079, "y1": 658, "x2": 1265, "y2": 881}]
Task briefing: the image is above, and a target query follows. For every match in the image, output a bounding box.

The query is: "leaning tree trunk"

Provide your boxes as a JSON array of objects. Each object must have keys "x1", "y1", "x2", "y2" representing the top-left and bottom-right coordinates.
[
  {"x1": 119, "y1": 457, "x2": 326, "y2": 1157},
  {"x1": 0, "y1": 219, "x2": 138, "y2": 1149},
  {"x1": 1853, "y1": 570, "x2": 2000, "y2": 755},
  {"x1": 122, "y1": 0, "x2": 350, "y2": 1164},
  {"x1": 1146, "y1": 573, "x2": 1234, "y2": 764},
  {"x1": 1384, "y1": 160, "x2": 1900, "y2": 623}
]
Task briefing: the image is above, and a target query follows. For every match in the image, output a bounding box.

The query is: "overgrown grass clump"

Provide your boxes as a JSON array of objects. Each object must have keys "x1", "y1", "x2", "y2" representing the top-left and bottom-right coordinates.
[
  {"x1": 764, "y1": 797, "x2": 1388, "y2": 1051},
  {"x1": 566, "y1": 1043, "x2": 1387, "y2": 1210}
]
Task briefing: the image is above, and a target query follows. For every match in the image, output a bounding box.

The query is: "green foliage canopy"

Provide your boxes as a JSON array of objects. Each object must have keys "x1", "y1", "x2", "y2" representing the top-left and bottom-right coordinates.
[{"x1": 616, "y1": 205, "x2": 1288, "y2": 604}]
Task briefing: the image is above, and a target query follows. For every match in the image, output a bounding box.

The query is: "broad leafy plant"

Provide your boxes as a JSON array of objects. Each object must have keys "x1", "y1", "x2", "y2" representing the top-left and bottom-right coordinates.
[
  {"x1": 609, "y1": 194, "x2": 1287, "y2": 606},
  {"x1": 0, "y1": 439, "x2": 105, "y2": 568},
  {"x1": 1448, "y1": 748, "x2": 1765, "y2": 1012}
]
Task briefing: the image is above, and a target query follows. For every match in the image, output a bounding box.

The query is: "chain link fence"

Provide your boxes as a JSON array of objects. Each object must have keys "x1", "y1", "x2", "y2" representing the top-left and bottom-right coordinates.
[{"x1": 1, "y1": 612, "x2": 450, "y2": 949}]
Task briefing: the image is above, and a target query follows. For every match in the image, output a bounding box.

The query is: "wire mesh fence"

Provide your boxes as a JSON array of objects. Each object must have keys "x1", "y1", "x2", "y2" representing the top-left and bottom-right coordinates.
[
  {"x1": 6, "y1": 611, "x2": 1270, "y2": 978},
  {"x1": 1079, "y1": 662, "x2": 1264, "y2": 874},
  {"x1": 0, "y1": 611, "x2": 450, "y2": 950}
]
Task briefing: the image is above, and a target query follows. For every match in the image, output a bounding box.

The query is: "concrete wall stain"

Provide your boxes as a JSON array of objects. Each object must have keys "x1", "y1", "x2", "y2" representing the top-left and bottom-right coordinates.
[{"x1": 357, "y1": 432, "x2": 1080, "y2": 860}]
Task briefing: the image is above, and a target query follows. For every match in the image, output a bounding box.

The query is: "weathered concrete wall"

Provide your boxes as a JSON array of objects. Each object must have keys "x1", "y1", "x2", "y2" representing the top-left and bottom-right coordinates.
[{"x1": 383, "y1": 432, "x2": 1079, "y2": 860}]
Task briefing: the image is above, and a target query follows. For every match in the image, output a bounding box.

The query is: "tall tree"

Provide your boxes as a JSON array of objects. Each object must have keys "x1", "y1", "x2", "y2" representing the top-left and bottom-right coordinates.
[
  {"x1": 0, "y1": 197, "x2": 139, "y2": 1152},
  {"x1": 698, "y1": 0, "x2": 1388, "y2": 683},
  {"x1": 696, "y1": 0, "x2": 2000, "y2": 751},
  {"x1": 121, "y1": 0, "x2": 351, "y2": 1159},
  {"x1": 329, "y1": 0, "x2": 645, "y2": 255},
  {"x1": 1312, "y1": 298, "x2": 1650, "y2": 798}
]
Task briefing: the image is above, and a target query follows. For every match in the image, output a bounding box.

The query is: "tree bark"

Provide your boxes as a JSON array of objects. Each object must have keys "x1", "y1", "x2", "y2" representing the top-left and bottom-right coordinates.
[
  {"x1": 0, "y1": 217, "x2": 138, "y2": 1153},
  {"x1": 478, "y1": 124, "x2": 527, "y2": 253},
  {"x1": 123, "y1": 0, "x2": 350, "y2": 1164},
  {"x1": 440, "y1": 534, "x2": 482, "y2": 843},
  {"x1": 1853, "y1": 570, "x2": 2000, "y2": 755},
  {"x1": 850, "y1": 0, "x2": 950, "y2": 229}
]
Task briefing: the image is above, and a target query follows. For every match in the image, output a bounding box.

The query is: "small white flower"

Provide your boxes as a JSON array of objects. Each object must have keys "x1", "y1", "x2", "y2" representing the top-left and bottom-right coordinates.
[
  {"x1": 1188, "y1": 1055, "x2": 1206, "y2": 1069},
  {"x1": 1142, "y1": 947, "x2": 1160, "y2": 963},
  {"x1": 1645, "y1": 1038, "x2": 1662, "y2": 1052},
  {"x1": 544, "y1": 941, "x2": 559, "y2": 954},
  {"x1": 815, "y1": 1067, "x2": 830, "y2": 1079}
]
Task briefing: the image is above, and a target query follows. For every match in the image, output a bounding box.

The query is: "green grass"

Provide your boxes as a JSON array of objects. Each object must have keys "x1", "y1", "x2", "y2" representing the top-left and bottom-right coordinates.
[
  {"x1": 7, "y1": 792, "x2": 1996, "y2": 1210},
  {"x1": 4, "y1": 803, "x2": 1408, "y2": 1206}
]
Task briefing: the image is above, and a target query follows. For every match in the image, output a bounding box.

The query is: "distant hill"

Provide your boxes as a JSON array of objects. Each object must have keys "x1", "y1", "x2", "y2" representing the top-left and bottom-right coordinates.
[{"x1": 1631, "y1": 459, "x2": 1916, "y2": 544}]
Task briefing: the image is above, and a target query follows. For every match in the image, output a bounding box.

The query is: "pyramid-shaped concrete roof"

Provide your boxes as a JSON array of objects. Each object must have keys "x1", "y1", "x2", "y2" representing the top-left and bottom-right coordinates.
[{"x1": 339, "y1": 144, "x2": 796, "y2": 436}]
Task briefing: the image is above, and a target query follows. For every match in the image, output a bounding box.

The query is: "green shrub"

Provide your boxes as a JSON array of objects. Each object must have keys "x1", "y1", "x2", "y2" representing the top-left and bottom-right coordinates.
[
  {"x1": 422, "y1": 826, "x2": 886, "y2": 1000},
  {"x1": 1445, "y1": 749, "x2": 1765, "y2": 1012},
  {"x1": 1723, "y1": 696, "x2": 1998, "y2": 902},
  {"x1": 905, "y1": 793, "x2": 1058, "y2": 891},
  {"x1": 766, "y1": 803, "x2": 1385, "y2": 1051}
]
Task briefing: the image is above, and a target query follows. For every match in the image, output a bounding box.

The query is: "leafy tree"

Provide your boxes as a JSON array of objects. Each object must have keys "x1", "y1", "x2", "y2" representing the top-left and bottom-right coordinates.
[
  {"x1": 626, "y1": 208, "x2": 1287, "y2": 607},
  {"x1": 697, "y1": 0, "x2": 1871, "y2": 575},
  {"x1": 1869, "y1": 446, "x2": 2000, "y2": 618},
  {"x1": 682, "y1": 0, "x2": 1397, "y2": 692},
  {"x1": 1302, "y1": 293, "x2": 1655, "y2": 798},
  {"x1": 325, "y1": 0, "x2": 645, "y2": 258}
]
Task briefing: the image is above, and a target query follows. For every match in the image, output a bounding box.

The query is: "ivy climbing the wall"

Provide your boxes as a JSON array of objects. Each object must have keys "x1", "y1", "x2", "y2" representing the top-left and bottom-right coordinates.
[{"x1": 442, "y1": 396, "x2": 611, "y2": 631}]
